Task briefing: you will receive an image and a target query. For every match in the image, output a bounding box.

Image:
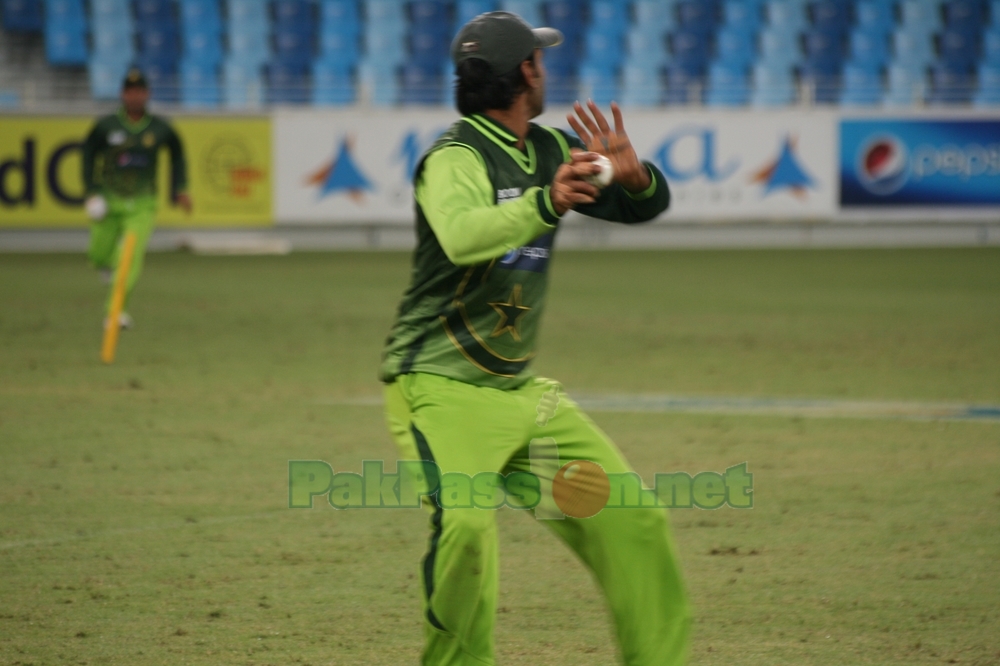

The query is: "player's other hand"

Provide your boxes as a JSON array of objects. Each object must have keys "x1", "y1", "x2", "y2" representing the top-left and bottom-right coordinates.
[
  {"x1": 550, "y1": 151, "x2": 602, "y2": 216},
  {"x1": 567, "y1": 100, "x2": 651, "y2": 194},
  {"x1": 175, "y1": 192, "x2": 193, "y2": 215}
]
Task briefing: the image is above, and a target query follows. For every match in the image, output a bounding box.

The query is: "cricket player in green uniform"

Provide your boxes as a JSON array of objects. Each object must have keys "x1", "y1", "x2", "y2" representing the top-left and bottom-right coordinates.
[
  {"x1": 380, "y1": 12, "x2": 690, "y2": 666},
  {"x1": 82, "y1": 68, "x2": 191, "y2": 328}
]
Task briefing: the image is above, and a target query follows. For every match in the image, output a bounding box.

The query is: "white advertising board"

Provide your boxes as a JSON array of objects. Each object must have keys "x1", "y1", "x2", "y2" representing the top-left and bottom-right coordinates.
[{"x1": 273, "y1": 107, "x2": 838, "y2": 224}]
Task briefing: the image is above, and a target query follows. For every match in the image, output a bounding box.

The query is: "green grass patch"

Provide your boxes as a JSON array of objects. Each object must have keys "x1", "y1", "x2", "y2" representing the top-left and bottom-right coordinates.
[{"x1": 1, "y1": 249, "x2": 999, "y2": 665}]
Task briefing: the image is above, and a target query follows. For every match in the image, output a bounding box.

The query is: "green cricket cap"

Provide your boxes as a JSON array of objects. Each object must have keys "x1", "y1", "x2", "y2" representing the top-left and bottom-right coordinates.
[
  {"x1": 451, "y1": 11, "x2": 564, "y2": 75},
  {"x1": 122, "y1": 68, "x2": 148, "y2": 90}
]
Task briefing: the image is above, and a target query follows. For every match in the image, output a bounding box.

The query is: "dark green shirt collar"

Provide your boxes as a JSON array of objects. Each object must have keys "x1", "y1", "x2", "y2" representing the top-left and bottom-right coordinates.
[{"x1": 117, "y1": 107, "x2": 151, "y2": 133}]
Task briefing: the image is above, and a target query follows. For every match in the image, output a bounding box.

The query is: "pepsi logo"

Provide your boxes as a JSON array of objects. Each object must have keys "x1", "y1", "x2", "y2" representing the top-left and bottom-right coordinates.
[{"x1": 857, "y1": 135, "x2": 909, "y2": 195}]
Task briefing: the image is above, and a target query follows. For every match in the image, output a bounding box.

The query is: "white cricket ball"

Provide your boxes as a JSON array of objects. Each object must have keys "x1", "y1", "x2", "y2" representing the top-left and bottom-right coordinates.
[
  {"x1": 584, "y1": 154, "x2": 614, "y2": 189},
  {"x1": 85, "y1": 195, "x2": 107, "y2": 221}
]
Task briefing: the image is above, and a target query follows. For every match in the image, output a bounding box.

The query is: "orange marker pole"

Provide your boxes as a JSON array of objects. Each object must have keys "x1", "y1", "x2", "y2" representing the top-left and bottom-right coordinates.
[{"x1": 100, "y1": 231, "x2": 137, "y2": 365}]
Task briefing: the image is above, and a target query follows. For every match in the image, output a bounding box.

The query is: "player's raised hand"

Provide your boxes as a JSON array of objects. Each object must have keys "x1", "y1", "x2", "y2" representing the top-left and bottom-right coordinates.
[
  {"x1": 567, "y1": 100, "x2": 651, "y2": 194},
  {"x1": 550, "y1": 151, "x2": 602, "y2": 215}
]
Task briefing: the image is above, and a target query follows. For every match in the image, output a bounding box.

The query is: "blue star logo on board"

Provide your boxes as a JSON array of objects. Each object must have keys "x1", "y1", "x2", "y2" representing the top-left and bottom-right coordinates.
[
  {"x1": 750, "y1": 135, "x2": 816, "y2": 199},
  {"x1": 306, "y1": 136, "x2": 374, "y2": 202}
]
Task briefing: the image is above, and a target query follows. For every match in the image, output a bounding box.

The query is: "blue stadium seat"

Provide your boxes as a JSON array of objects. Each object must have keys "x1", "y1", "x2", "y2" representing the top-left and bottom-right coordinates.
[
  {"x1": 984, "y1": 28, "x2": 1000, "y2": 64},
  {"x1": 839, "y1": 61, "x2": 882, "y2": 105},
  {"x1": 590, "y1": 0, "x2": 630, "y2": 34},
  {"x1": 273, "y1": 26, "x2": 315, "y2": 66},
  {"x1": 410, "y1": 28, "x2": 450, "y2": 68},
  {"x1": 410, "y1": 0, "x2": 451, "y2": 31},
  {"x1": 181, "y1": 60, "x2": 221, "y2": 106},
  {"x1": 751, "y1": 61, "x2": 796, "y2": 105},
  {"x1": 91, "y1": 0, "x2": 131, "y2": 32},
  {"x1": 677, "y1": 0, "x2": 717, "y2": 34},
  {"x1": 634, "y1": 0, "x2": 677, "y2": 33},
  {"x1": 974, "y1": 62, "x2": 1000, "y2": 104},
  {"x1": 500, "y1": 0, "x2": 543, "y2": 27},
  {"x1": 45, "y1": 23, "x2": 88, "y2": 64},
  {"x1": 621, "y1": 63, "x2": 663, "y2": 106},
  {"x1": 716, "y1": 27, "x2": 755, "y2": 67},
  {"x1": 229, "y1": 25, "x2": 271, "y2": 67},
  {"x1": 938, "y1": 29, "x2": 980, "y2": 68},
  {"x1": 855, "y1": 0, "x2": 894, "y2": 31},
  {"x1": 89, "y1": 56, "x2": 130, "y2": 98},
  {"x1": 312, "y1": 58, "x2": 357, "y2": 104},
  {"x1": 138, "y1": 23, "x2": 181, "y2": 61},
  {"x1": 583, "y1": 30, "x2": 624, "y2": 73},
  {"x1": 320, "y1": 0, "x2": 361, "y2": 29},
  {"x1": 136, "y1": 57, "x2": 179, "y2": 101},
  {"x1": 273, "y1": 0, "x2": 314, "y2": 28},
  {"x1": 928, "y1": 61, "x2": 974, "y2": 103},
  {"x1": 401, "y1": 61, "x2": 444, "y2": 104},
  {"x1": 723, "y1": 0, "x2": 762, "y2": 31},
  {"x1": 809, "y1": 0, "x2": 850, "y2": 33},
  {"x1": 366, "y1": 0, "x2": 406, "y2": 26},
  {"x1": 883, "y1": 62, "x2": 926, "y2": 104},
  {"x1": 364, "y1": 26, "x2": 406, "y2": 66},
  {"x1": 223, "y1": 58, "x2": 264, "y2": 107},
  {"x1": 134, "y1": 0, "x2": 174, "y2": 25},
  {"x1": 320, "y1": 28, "x2": 360, "y2": 64},
  {"x1": 803, "y1": 28, "x2": 844, "y2": 65},
  {"x1": 184, "y1": 28, "x2": 224, "y2": 65},
  {"x1": 759, "y1": 28, "x2": 802, "y2": 67},
  {"x1": 766, "y1": 1, "x2": 807, "y2": 32},
  {"x1": 545, "y1": 0, "x2": 584, "y2": 38},
  {"x1": 542, "y1": 0, "x2": 586, "y2": 36},
  {"x1": 849, "y1": 28, "x2": 889, "y2": 66},
  {"x1": 457, "y1": 0, "x2": 496, "y2": 25},
  {"x1": 267, "y1": 59, "x2": 310, "y2": 103},
  {"x1": 358, "y1": 59, "x2": 399, "y2": 105},
  {"x1": 893, "y1": 29, "x2": 934, "y2": 66},
  {"x1": 228, "y1": 0, "x2": 270, "y2": 31},
  {"x1": 3, "y1": 0, "x2": 43, "y2": 31},
  {"x1": 664, "y1": 62, "x2": 702, "y2": 104},
  {"x1": 579, "y1": 64, "x2": 619, "y2": 105},
  {"x1": 944, "y1": 0, "x2": 984, "y2": 29},
  {"x1": 798, "y1": 60, "x2": 841, "y2": 103},
  {"x1": 92, "y1": 25, "x2": 135, "y2": 61},
  {"x1": 992, "y1": 0, "x2": 1000, "y2": 24},
  {"x1": 546, "y1": 69, "x2": 578, "y2": 104},
  {"x1": 705, "y1": 61, "x2": 749, "y2": 105},
  {"x1": 47, "y1": 0, "x2": 86, "y2": 23},
  {"x1": 625, "y1": 27, "x2": 670, "y2": 66},
  {"x1": 671, "y1": 29, "x2": 711, "y2": 70},
  {"x1": 180, "y1": 1, "x2": 222, "y2": 32},
  {"x1": 545, "y1": 30, "x2": 581, "y2": 76},
  {"x1": 899, "y1": 0, "x2": 941, "y2": 32}
]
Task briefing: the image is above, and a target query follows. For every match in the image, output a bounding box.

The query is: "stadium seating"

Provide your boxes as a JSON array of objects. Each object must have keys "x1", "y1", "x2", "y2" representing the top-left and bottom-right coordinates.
[
  {"x1": 751, "y1": 61, "x2": 796, "y2": 105},
  {"x1": 3, "y1": 0, "x2": 997, "y2": 108}
]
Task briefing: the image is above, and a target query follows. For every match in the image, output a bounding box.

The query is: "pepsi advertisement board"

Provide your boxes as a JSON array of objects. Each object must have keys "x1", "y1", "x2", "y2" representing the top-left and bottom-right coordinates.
[{"x1": 841, "y1": 119, "x2": 1000, "y2": 206}]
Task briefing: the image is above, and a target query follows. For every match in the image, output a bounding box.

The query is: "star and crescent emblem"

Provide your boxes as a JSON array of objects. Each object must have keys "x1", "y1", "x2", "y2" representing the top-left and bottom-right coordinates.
[{"x1": 488, "y1": 284, "x2": 531, "y2": 341}]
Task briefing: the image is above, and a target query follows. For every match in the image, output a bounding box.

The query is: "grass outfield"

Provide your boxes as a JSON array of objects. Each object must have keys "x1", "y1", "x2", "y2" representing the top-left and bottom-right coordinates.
[{"x1": 1, "y1": 248, "x2": 999, "y2": 666}]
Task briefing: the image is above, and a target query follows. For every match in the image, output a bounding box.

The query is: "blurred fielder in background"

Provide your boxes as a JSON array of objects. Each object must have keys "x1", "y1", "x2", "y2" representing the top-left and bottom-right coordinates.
[
  {"x1": 82, "y1": 68, "x2": 191, "y2": 329},
  {"x1": 380, "y1": 11, "x2": 690, "y2": 666}
]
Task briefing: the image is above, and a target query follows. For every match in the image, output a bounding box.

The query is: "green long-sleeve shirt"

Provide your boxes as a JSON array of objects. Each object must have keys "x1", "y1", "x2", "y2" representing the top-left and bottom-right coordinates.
[
  {"x1": 82, "y1": 108, "x2": 187, "y2": 199},
  {"x1": 379, "y1": 113, "x2": 670, "y2": 389}
]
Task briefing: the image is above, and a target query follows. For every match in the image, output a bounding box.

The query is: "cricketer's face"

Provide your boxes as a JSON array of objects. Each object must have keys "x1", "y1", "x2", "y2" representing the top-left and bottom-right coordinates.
[
  {"x1": 528, "y1": 48, "x2": 546, "y2": 119},
  {"x1": 121, "y1": 86, "x2": 149, "y2": 116}
]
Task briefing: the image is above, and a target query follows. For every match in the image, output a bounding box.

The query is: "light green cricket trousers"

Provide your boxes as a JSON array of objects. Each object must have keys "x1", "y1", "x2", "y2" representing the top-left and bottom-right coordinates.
[
  {"x1": 384, "y1": 372, "x2": 691, "y2": 666},
  {"x1": 87, "y1": 194, "x2": 157, "y2": 313}
]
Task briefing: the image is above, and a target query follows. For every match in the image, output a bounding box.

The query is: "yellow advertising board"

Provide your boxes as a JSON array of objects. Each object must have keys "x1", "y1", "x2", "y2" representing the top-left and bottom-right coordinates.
[{"x1": 0, "y1": 115, "x2": 271, "y2": 227}]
